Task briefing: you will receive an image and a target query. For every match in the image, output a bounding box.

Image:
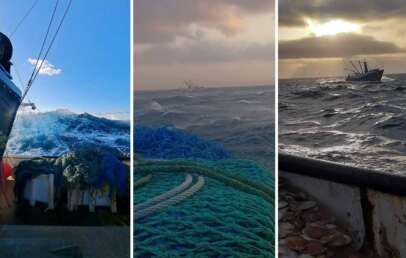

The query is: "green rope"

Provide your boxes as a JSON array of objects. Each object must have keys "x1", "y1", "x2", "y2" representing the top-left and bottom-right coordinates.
[
  {"x1": 135, "y1": 174, "x2": 193, "y2": 211},
  {"x1": 134, "y1": 174, "x2": 152, "y2": 191},
  {"x1": 135, "y1": 175, "x2": 205, "y2": 220},
  {"x1": 137, "y1": 160, "x2": 274, "y2": 203}
]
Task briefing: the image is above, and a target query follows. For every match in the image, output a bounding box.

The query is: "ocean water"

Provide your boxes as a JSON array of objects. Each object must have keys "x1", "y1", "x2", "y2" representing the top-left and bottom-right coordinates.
[
  {"x1": 134, "y1": 86, "x2": 275, "y2": 257},
  {"x1": 279, "y1": 74, "x2": 406, "y2": 173},
  {"x1": 5, "y1": 110, "x2": 130, "y2": 157},
  {"x1": 135, "y1": 85, "x2": 275, "y2": 169}
]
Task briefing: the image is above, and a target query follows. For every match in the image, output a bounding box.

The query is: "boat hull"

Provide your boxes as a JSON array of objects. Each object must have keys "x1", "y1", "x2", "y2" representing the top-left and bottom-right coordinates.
[
  {"x1": 0, "y1": 76, "x2": 21, "y2": 157},
  {"x1": 346, "y1": 69, "x2": 384, "y2": 82},
  {"x1": 280, "y1": 153, "x2": 406, "y2": 257}
]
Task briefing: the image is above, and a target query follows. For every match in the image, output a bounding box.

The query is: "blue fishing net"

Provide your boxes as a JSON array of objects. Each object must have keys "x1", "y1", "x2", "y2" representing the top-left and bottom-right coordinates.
[
  {"x1": 56, "y1": 148, "x2": 128, "y2": 194},
  {"x1": 134, "y1": 126, "x2": 275, "y2": 257},
  {"x1": 14, "y1": 148, "x2": 128, "y2": 198},
  {"x1": 134, "y1": 126, "x2": 230, "y2": 160},
  {"x1": 95, "y1": 150, "x2": 128, "y2": 195}
]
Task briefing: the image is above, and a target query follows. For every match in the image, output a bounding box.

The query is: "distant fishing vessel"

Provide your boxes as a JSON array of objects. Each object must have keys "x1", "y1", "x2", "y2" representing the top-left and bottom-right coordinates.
[
  {"x1": 183, "y1": 80, "x2": 205, "y2": 90},
  {"x1": 346, "y1": 60, "x2": 384, "y2": 82},
  {"x1": 0, "y1": 32, "x2": 22, "y2": 157}
]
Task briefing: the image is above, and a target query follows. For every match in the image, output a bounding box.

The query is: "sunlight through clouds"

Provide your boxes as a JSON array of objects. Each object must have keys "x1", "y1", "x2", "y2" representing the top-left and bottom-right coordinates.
[{"x1": 306, "y1": 19, "x2": 361, "y2": 37}]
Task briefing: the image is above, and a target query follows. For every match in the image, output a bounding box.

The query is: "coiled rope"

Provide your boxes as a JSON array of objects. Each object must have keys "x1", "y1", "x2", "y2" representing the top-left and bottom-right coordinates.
[
  {"x1": 135, "y1": 174, "x2": 192, "y2": 211},
  {"x1": 134, "y1": 162, "x2": 274, "y2": 257},
  {"x1": 137, "y1": 160, "x2": 273, "y2": 203},
  {"x1": 134, "y1": 174, "x2": 152, "y2": 191},
  {"x1": 135, "y1": 175, "x2": 205, "y2": 220},
  {"x1": 134, "y1": 126, "x2": 274, "y2": 257}
]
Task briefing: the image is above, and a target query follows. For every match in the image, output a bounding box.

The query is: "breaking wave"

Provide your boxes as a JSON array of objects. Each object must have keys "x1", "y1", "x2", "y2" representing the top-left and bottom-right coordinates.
[{"x1": 6, "y1": 109, "x2": 130, "y2": 157}]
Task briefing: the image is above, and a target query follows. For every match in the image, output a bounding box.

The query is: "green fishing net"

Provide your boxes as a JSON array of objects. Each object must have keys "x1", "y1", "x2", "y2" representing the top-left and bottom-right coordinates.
[
  {"x1": 134, "y1": 159, "x2": 275, "y2": 257},
  {"x1": 53, "y1": 148, "x2": 128, "y2": 193},
  {"x1": 55, "y1": 148, "x2": 102, "y2": 188}
]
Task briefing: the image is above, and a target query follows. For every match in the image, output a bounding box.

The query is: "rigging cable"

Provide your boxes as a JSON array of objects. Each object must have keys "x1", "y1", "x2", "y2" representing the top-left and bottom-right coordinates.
[
  {"x1": 22, "y1": 0, "x2": 73, "y2": 101},
  {"x1": 14, "y1": 59, "x2": 38, "y2": 111},
  {"x1": 30, "y1": 0, "x2": 73, "y2": 84},
  {"x1": 23, "y1": 0, "x2": 60, "y2": 101},
  {"x1": 9, "y1": 0, "x2": 40, "y2": 38},
  {"x1": 12, "y1": 63, "x2": 24, "y2": 90}
]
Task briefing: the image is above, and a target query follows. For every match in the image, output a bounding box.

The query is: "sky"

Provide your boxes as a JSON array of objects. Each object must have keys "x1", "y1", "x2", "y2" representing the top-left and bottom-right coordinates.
[
  {"x1": 279, "y1": 0, "x2": 406, "y2": 79},
  {"x1": 134, "y1": 1, "x2": 275, "y2": 90},
  {"x1": 0, "y1": 0, "x2": 130, "y2": 116}
]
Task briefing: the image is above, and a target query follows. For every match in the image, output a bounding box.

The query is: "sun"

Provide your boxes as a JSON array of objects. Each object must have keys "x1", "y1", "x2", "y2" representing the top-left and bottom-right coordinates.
[{"x1": 307, "y1": 19, "x2": 361, "y2": 37}]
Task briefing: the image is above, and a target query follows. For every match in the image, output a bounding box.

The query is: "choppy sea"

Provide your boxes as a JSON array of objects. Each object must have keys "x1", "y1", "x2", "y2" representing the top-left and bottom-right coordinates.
[
  {"x1": 5, "y1": 110, "x2": 130, "y2": 157},
  {"x1": 135, "y1": 85, "x2": 275, "y2": 169},
  {"x1": 279, "y1": 74, "x2": 406, "y2": 173}
]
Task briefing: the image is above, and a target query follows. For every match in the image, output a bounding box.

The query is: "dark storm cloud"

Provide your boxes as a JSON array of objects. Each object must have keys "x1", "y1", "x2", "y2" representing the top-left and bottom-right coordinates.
[
  {"x1": 135, "y1": 0, "x2": 274, "y2": 44},
  {"x1": 279, "y1": 33, "x2": 404, "y2": 59},
  {"x1": 138, "y1": 41, "x2": 274, "y2": 64},
  {"x1": 280, "y1": 0, "x2": 406, "y2": 26}
]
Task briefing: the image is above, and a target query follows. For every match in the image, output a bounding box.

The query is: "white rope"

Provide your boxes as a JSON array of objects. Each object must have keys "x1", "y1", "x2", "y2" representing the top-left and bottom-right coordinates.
[
  {"x1": 135, "y1": 176, "x2": 205, "y2": 220},
  {"x1": 135, "y1": 174, "x2": 192, "y2": 211}
]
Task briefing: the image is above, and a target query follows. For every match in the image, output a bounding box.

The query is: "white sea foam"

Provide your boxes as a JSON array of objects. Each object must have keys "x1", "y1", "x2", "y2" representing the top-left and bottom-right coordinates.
[
  {"x1": 5, "y1": 110, "x2": 130, "y2": 156},
  {"x1": 149, "y1": 101, "x2": 164, "y2": 111}
]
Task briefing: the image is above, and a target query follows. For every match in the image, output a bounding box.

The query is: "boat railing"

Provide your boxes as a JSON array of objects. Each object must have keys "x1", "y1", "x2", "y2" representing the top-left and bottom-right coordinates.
[
  {"x1": 279, "y1": 153, "x2": 406, "y2": 196},
  {"x1": 2, "y1": 154, "x2": 130, "y2": 167},
  {"x1": 279, "y1": 153, "x2": 406, "y2": 256}
]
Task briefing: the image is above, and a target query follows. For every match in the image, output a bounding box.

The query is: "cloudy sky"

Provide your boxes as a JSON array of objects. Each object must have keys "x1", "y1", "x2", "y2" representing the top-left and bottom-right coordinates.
[
  {"x1": 279, "y1": 0, "x2": 406, "y2": 79},
  {"x1": 135, "y1": 1, "x2": 275, "y2": 90}
]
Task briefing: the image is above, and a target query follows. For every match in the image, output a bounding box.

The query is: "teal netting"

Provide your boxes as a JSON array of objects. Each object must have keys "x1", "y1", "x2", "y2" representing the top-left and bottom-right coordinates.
[{"x1": 134, "y1": 127, "x2": 274, "y2": 257}]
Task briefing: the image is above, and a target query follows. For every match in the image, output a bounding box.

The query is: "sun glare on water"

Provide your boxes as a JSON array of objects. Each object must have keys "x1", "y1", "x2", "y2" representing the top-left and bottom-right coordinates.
[{"x1": 307, "y1": 19, "x2": 361, "y2": 36}]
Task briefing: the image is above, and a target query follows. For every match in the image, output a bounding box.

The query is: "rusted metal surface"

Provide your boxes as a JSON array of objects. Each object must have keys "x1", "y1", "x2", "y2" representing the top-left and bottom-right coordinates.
[
  {"x1": 281, "y1": 154, "x2": 406, "y2": 257},
  {"x1": 279, "y1": 177, "x2": 356, "y2": 257},
  {"x1": 368, "y1": 190, "x2": 404, "y2": 257},
  {"x1": 282, "y1": 171, "x2": 365, "y2": 250}
]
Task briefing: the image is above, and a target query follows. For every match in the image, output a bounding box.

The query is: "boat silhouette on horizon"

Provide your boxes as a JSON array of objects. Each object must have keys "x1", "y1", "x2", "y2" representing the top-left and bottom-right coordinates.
[{"x1": 346, "y1": 59, "x2": 384, "y2": 82}]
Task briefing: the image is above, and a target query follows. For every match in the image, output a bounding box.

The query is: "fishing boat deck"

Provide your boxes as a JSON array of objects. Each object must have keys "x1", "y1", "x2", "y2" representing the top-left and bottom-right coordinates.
[
  {"x1": 0, "y1": 225, "x2": 130, "y2": 258},
  {"x1": 277, "y1": 153, "x2": 406, "y2": 257},
  {"x1": 278, "y1": 176, "x2": 375, "y2": 258},
  {"x1": 0, "y1": 156, "x2": 130, "y2": 257}
]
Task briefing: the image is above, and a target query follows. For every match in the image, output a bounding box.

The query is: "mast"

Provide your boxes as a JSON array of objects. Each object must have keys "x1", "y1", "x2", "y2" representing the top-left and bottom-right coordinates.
[
  {"x1": 363, "y1": 60, "x2": 368, "y2": 73},
  {"x1": 358, "y1": 60, "x2": 364, "y2": 74},
  {"x1": 184, "y1": 80, "x2": 193, "y2": 89},
  {"x1": 350, "y1": 61, "x2": 360, "y2": 74}
]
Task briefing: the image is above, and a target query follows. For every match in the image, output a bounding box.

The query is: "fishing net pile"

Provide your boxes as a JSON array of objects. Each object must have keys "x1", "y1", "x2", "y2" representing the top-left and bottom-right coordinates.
[
  {"x1": 14, "y1": 148, "x2": 128, "y2": 202},
  {"x1": 134, "y1": 126, "x2": 275, "y2": 257},
  {"x1": 56, "y1": 148, "x2": 127, "y2": 194},
  {"x1": 134, "y1": 126, "x2": 230, "y2": 160}
]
